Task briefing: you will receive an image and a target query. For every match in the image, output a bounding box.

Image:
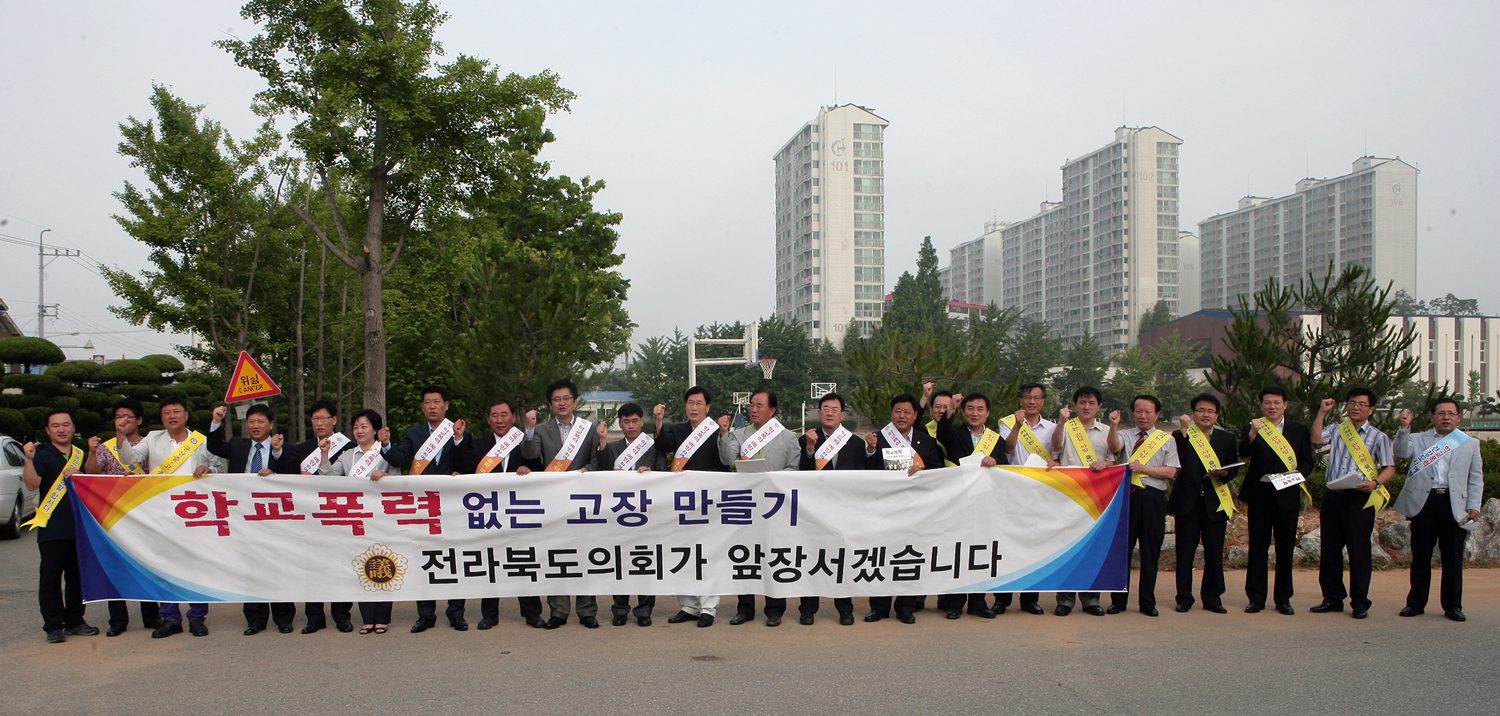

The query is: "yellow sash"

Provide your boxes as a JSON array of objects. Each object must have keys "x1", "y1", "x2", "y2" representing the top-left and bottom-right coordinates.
[
  {"x1": 103, "y1": 437, "x2": 145, "y2": 475},
  {"x1": 1063, "y1": 418, "x2": 1098, "y2": 466},
  {"x1": 23, "y1": 446, "x2": 84, "y2": 530},
  {"x1": 1127, "y1": 429, "x2": 1172, "y2": 488},
  {"x1": 1257, "y1": 419, "x2": 1313, "y2": 502},
  {"x1": 152, "y1": 431, "x2": 208, "y2": 475},
  {"x1": 974, "y1": 428, "x2": 1000, "y2": 459},
  {"x1": 1000, "y1": 415, "x2": 1052, "y2": 460},
  {"x1": 925, "y1": 420, "x2": 957, "y2": 467},
  {"x1": 1337, "y1": 420, "x2": 1390, "y2": 512},
  {"x1": 1185, "y1": 426, "x2": 1235, "y2": 517}
]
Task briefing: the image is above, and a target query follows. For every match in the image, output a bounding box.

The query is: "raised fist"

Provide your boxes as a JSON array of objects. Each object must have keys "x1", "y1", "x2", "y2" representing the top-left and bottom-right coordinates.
[
  {"x1": 377, "y1": 426, "x2": 391, "y2": 446},
  {"x1": 1177, "y1": 414, "x2": 1192, "y2": 431},
  {"x1": 717, "y1": 415, "x2": 732, "y2": 433},
  {"x1": 653, "y1": 404, "x2": 666, "y2": 422},
  {"x1": 952, "y1": 393, "x2": 964, "y2": 407},
  {"x1": 596, "y1": 421, "x2": 609, "y2": 441},
  {"x1": 1249, "y1": 418, "x2": 1264, "y2": 432},
  {"x1": 1320, "y1": 398, "x2": 1337, "y2": 412},
  {"x1": 22, "y1": 441, "x2": 36, "y2": 460},
  {"x1": 212, "y1": 405, "x2": 228, "y2": 423},
  {"x1": 319, "y1": 437, "x2": 332, "y2": 454},
  {"x1": 270, "y1": 433, "x2": 284, "y2": 451},
  {"x1": 1059, "y1": 407, "x2": 1072, "y2": 422},
  {"x1": 1013, "y1": 410, "x2": 1026, "y2": 424},
  {"x1": 452, "y1": 419, "x2": 467, "y2": 443},
  {"x1": 1398, "y1": 409, "x2": 1412, "y2": 428},
  {"x1": 88, "y1": 435, "x2": 102, "y2": 451},
  {"x1": 922, "y1": 380, "x2": 934, "y2": 398},
  {"x1": 866, "y1": 432, "x2": 879, "y2": 451},
  {"x1": 804, "y1": 429, "x2": 819, "y2": 449},
  {"x1": 1108, "y1": 410, "x2": 1121, "y2": 426},
  {"x1": 524, "y1": 410, "x2": 538, "y2": 429}
]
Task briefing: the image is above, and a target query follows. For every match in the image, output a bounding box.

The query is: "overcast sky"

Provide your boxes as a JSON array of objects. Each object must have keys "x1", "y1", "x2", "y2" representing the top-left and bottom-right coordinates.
[{"x1": 2, "y1": 1, "x2": 1496, "y2": 363}]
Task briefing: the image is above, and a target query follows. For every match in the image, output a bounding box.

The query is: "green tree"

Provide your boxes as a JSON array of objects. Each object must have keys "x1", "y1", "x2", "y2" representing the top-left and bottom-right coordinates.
[
  {"x1": 622, "y1": 332, "x2": 687, "y2": 422},
  {"x1": 1428, "y1": 293, "x2": 1481, "y2": 316},
  {"x1": 220, "y1": 0, "x2": 580, "y2": 415},
  {"x1": 1148, "y1": 332, "x2": 1205, "y2": 416},
  {"x1": 844, "y1": 326, "x2": 988, "y2": 419},
  {"x1": 0, "y1": 337, "x2": 65, "y2": 373},
  {"x1": 1138, "y1": 299, "x2": 1175, "y2": 335},
  {"x1": 883, "y1": 236, "x2": 948, "y2": 338},
  {"x1": 1052, "y1": 333, "x2": 1111, "y2": 408}
]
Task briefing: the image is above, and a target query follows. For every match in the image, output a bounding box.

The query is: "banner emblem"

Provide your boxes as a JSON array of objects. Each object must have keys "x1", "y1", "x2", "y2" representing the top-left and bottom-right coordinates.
[{"x1": 353, "y1": 544, "x2": 408, "y2": 593}]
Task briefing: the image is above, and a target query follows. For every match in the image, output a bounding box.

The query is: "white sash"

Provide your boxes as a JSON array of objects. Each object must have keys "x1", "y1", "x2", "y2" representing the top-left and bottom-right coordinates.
[
  {"x1": 671, "y1": 419, "x2": 719, "y2": 469},
  {"x1": 411, "y1": 419, "x2": 454, "y2": 473},
  {"x1": 547, "y1": 418, "x2": 593, "y2": 471},
  {"x1": 814, "y1": 426, "x2": 853, "y2": 468},
  {"x1": 613, "y1": 434, "x2": 655, "y2": 470},
  {"x1": 349, "y1": 446, "x2": 387, "y2": 480},
  {"x1": 739, "y1": 418, "x2": 787, "y2": 459},
  {"x1": 1411, "y1": 429, "x2": 1471, "y2": 477},
  {"x1": 301, "y1": 432, "x2": 350, "y2": 474},
  {"x1": 478, "y1": 427, "x2": 525, "y2": 472},
  {"x1": 880, "y1": 422, "x2": 911, "y2": 449}
]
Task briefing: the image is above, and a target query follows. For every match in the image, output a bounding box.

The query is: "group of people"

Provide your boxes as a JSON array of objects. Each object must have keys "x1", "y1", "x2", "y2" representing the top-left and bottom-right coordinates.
[{"x1": 20, "y1": 377, "x2": 1484, "y2": 644}]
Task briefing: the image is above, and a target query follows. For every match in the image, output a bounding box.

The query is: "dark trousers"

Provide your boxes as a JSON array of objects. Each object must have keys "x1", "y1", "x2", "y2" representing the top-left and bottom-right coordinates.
[
  {"x1": 995, "y1": 592, "x2": 1040, "y2": 610},
  {"x1": 358, "y1": 601, "x2": 392, "y2": 625},
  {"x1": 107, "y1": 600, "x2": 160, "y2": 631},
  {"x1": 1407, "y1": 493, "x2": 1468, "y2": 611},
  {"x1": 244, "y1": 602, "x2": 297, "y2": 629},
  {"x1": 936, "y1": 593, "x2": 993, "y2": 613},
  {"x1": 1319, "y1": 490, "x2": 1376, "y2": 611},
  {"x1": 158, "y1": 602, "x2": 208, "y2": 624},
  {"x1": 1113, "y1": 487, "x2": 1166, "y2": 611},
  {"x1": 797, "y1": 597, "x2": 849, "y2": 616},
  {"x1": 737, "y1": 594, "x2": 790, "y2": 618},
  {"x1": 417, "y1": 599, "x2": 467, "y2": 622},
  {"x1": 304, "y1": 602, "x2": 352, "y2": 627},
  {"x1": 1174, "y1": 503, "x2": 1227, "y2": 609},
  {"x1": 1056, "y1": 592, "x2": 1101, "y2": 609},
  {"x1": 867, "y1": 595, "x2": 919, "y2": 617},
  {"x1": 38, "y1": 539, "x2": 85, "y2": 633},
  {"x1": 481, "y1": 596, "x2": 543, "y2": 623},
  {"x1": 1245, "y1": 493, "x2": 1300, "y2": 607},
  {"x1": 611, "y1": 595, "x2": 657, "y2": 619}
]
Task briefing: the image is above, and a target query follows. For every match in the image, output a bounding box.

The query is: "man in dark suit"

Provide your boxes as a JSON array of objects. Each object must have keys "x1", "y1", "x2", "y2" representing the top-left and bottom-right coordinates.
[
  {"x1": 272, "y1": 398, "x2": 356, "y2": 633},
  {"x1": 208, "y1": 403, "x2": 298, "y2": 635},
  {"x1": 928, "y1": 391, "x2": 1007, "y2": 620},
  {"x1": 380, "y1": 385, "x2": 469, "y2": 633},
  {"x1": 799, "y1": 392, "x2": 872, "y2": 625},
  {"x1": 592, "y1": 402, "x2": 661, "y2": 627},
  {"x1": 456, "y1": 397, "x2": 546, "y2": 629},
  {"x1": 655, "y1": 386, "x2": 729, "y2": 627},
  {"x1": 520, "y1": 379, "x2": 602, "y2": 629},
  {"x1": 1169, "y1": 393, "x2": 1240, "y2": 614},
  {"x1": 863, "y1": 393, "x2": 945, "y2": 624},
  {"x1": 1237, "y1": 386, "x2": 1314, "y2": 616}
]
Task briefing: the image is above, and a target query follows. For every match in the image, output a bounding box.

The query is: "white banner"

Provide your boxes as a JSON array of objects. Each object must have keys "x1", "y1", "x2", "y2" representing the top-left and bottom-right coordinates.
[{"x1": 70, "y1": 465, "x2": 1130, "y2": 603}]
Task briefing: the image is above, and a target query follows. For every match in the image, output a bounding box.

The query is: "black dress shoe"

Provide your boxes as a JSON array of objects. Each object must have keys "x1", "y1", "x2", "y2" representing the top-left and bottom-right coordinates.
[
  {"x1": 278, "y1": 625, "x2": 294, "y2": 634},
  {"x1": 46, "y1": 630, "x2": 65, "y2": 644},
  {"x1": 839, "y1": 613, "x2": 855, "y2": 626},
  {"x1": 152, "y1": 622, "x2": 183, "y2": 639},
  {"x1": 1022, "y1": 603, "x2": 1045, "y2": 615},
  {"x1": 302, "y1": 623, "x2": 323, "y2": 634},
  {"x1": 1174, "y1": 604, "x2": 1190, "y2": 613},
  {"x1": 1140, "y1": 607, "x2": 1159, "y2": 617},
  {"x1": 188, "y1": 620, "x2": 208, "y2": 637},
  {"x1": 1399, "y1": 606, "x2": 1423, "y2": 617},
  {"x1": 897, "y1": 613, "x2": 916, "y2": 624},
  {"x1": 1244, "y1": 604, "x2": 1263, "y2": 614},
  {"x1": 1352, "y1": 609, "x2": 1368, "y2": 619},
  {"x1": 967, "y1": 607, "x2": 996, "y2": 619},
  {"x1": 478, "y1": 619, "x2": 497, "y2": 630},
  {"x1": 66, "y1": 623, "x2": 100, "y2": 636},
  {"x1": 106, "y1": 626, "x2": 126, "y2": 637},
  {"x1": 611, "y1": 615, "x2": 628, "y2": 627},
  {"x1": 728, "y1": 613, "x2": 753, "y2": 626},
  {"x1": 1276, "y1": 604, "x2": 1296, "y2": 616},
  {"x1": 799, "y1": 615, "x2": 814, "y2": 626},
  {"x1": 580, "y1": 616, "x2": 599, "y2": 629},
  {"x1": 543, "y1": 617, "x2": 566, "y2": 630},
  {"x1": 1309, "y1": 602, "x2": 1342, "y2": 613},
  {"x1": 143, "y1": 618, "x2": 162, "y2": 630},
  {"x1": 765, "y1": 615, "x2": 781, "y2": 627},
  {"x1": 945, "y1": 609, "x2": 962, "y2": 620},
  {"x1": 637, "y1": 616, "x2": 652, "y2": 627},
  {"x1": 1105, "y1": 605, "x2": 1124, "y2": 615},
  {"x1": 994, "y1": 605, "x2": 1008, "y2": 615},
  {"x1": 696, "y1": 614, "x2": 714, "y2": 627},
  {"x1": 335, "y1": 619, "x2": 354, "y2": 633},
  {"x1": 1204, "y1": 605, "x2": 1228, "y2": 614},
  {"x1": 667, "y1": 611, "x2": 696, "y2": 624},
  {"x1": 1054, "y1": 605, "x2": 1072, "y2": 616},
  {"x1": 863, "y1": 612, "x2": 886, "y2": 622},
  {"x1": 1083, "y1": 605, "x2": 1106, "y2": 616},
  {"x1": 1445, "y1": 609, "x2": 1466, "y2": 622},
  {"x1": 243, "y1": 627, "x2": 262, "y2": 636},
  {"x1": 525, "y1": 617, "x2": 547, "y2": 628},
  {"x1": 449, "y1": 618, "x2": 469, "y2": 631},
  {"x1": 410, "y1": 619, "x2": 435, "y2": 633}
]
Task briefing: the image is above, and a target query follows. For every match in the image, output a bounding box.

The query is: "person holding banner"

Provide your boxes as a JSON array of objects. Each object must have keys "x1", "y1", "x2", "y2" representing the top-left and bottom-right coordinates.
[
  {"x1": 272, "y1": 399, "x2": 355, "y2": 633},
  {"x1": 1238, "y1": 386, "x2": 1315, "y2": 616},
  {"x1": 22, "y1": 408, "x2": 100, "y2": 644},
  {"x1": 208, "y1": 404, "x2": 298, "y2": 636},
  {"x1": 84, "y1": 398, "x2": 162, "y2": 637},
  {"x1": 459, "y1": 397, "x2": 546, "y2": 629},
  {"x1": 656, "y1": 386, "x2": 728, "y2": 627},
  {"x1": 321, "y1": 409, "x2": 400, "y2": 634},
  {"x1": 931, "y1": 392, "x2": 1007, "y2": 620},
  {"x1": 1309, "y1": 388, "x2": 1395, "y2": 620},
  {"x1": 1110, "y1": 395, "x2": 1180, "y2": 617},
  {"x1": 995, "y1": 383, "x2": 1058, "y2": 616},
  {"x1": 522, "y1": 379, "x2": 602, "y2": 629},
  {"x1": 799, "y1": 392, "x2": 864, "y2": 625},
  {"x1": 116, "y1": 396, "x2": 220, "y2": 638},
  {"x1": 382, "y1": 386, "x2": 471, "y2": 633},
  {"x1": 1393, "y1": 399, "x2": 1484, "y2": 622},
  {"x1": 863, "y1": 393, "x2": 944, "y2": 624},
  {"x1": 593, "y1": 402, "x2": 662, "y2": 627},
  {"x1": 719, "y1": 389, "x2": 802, "y2": 627},
  {"x1": 1169, "y1": 393, "x2": 1240, "y2": 614},
  {"x1": 1050, "y1": 386, "x2": 1121, "y2": 616}
]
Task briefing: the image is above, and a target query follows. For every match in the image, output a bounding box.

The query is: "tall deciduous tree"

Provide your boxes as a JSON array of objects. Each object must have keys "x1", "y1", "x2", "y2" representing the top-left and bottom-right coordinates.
[{"x1": 220, "y1": 0, "x2": 578, "y2": 414}]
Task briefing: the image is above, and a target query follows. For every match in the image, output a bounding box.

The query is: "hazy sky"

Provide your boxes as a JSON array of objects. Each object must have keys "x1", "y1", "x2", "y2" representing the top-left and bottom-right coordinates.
[{"x1": 3, "y1": 1, "x2": 1497, "y2": 363}]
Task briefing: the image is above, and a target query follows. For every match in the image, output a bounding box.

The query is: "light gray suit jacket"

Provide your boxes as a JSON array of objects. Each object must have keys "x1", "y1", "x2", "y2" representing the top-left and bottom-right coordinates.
[
  {"x1": 719, "y1": 422, "x2": 801, "y2": 471},
  {"x1": 1393, "y1": 428, "x2": 1484, "y2": 522},
  {"x1": 521, "y1": 418, "x2": 599, "y2": 470}
]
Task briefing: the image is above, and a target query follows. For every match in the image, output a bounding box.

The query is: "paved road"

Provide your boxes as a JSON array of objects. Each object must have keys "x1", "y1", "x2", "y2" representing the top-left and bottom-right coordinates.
[{"x1": 2, "y1": 531, "x2": 1495, "y2": 715}]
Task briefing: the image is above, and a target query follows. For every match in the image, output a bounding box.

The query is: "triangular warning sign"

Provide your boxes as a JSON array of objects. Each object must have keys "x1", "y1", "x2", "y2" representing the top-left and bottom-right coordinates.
[{"x1": 224, "y1": 351, "x2": 282, "y2": 403}]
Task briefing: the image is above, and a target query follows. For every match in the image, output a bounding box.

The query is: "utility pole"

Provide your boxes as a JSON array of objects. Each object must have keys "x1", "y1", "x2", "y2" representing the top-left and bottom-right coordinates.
[{"x1": 36, "y1": 228, "x2": 79, "y2": 339}]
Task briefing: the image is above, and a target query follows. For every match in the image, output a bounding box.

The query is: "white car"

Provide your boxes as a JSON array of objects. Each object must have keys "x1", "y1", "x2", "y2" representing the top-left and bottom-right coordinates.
[{"x1": 1, "y1": 435, "x2": 38, "y2": 539}]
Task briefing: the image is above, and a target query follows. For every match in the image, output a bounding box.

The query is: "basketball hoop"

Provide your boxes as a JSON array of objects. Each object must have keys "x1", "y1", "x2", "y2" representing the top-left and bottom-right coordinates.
[{"x1": 758, "y1": 357, "x2": 777, "y2": 380}]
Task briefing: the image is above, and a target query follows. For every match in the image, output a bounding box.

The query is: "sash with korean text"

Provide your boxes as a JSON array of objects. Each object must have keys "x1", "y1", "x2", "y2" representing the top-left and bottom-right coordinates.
[
  {"x1": 22, "y1": 446, "x2": 83, "y2": 530},
  {"x1": 546, "y1": 419, "x2": 592, "y2": 472},
  {"x1": 1000, "y1": 415, "x2": 1052, "y2": 461},
  {"x1": 1337, "y1": 420, "x2": 1390, "y2": 512},
  {"x1": 349, "y1": 447, "x2": 387, "y2": 480},
  {"x1": 104, "y1": 438, "x2": 145, "y2": 475},
  {"x1": 1185, "y1": 426, "x2": 1235, "y2": 517},
  {"x1": 153, "y1": 431, "x2": 208, "y2": 476},
  {"x1": 739, "y1": 418, "x2": 787, "y2": 460},
  {"x1": 814, "y1": 426, "x2": 853, "y2": 470},
  {"x1": 410, "y1": 420, "x2": 454, "y2": 475},
  {"x1": 1063, "y1": 418, "x2": 1099, "y2": 467},
  {"x1": 613, "y1": 434, "x2": 655, "y2": 471},
  {"x1": 478, "y1": 428, "x2": 525, "y2": 473},
  {"x1": 881, "y1": 422, "x2": 924, "y2": 470},
  {"x1": 670, "y1": 419, "x2": 719, "y2": 471},
  {"x1": 1127, "y1": 429, "x2": 1172, "y2": 488},
  {"x1": 301, "y1": 433, "x2": 351, "y2": 475}
]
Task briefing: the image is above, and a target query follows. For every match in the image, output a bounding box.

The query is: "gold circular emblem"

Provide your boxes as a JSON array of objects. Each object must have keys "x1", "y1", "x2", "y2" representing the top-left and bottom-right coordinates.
[{"x1": 351, "y1": 544, "x2": 408, "y2": 593}]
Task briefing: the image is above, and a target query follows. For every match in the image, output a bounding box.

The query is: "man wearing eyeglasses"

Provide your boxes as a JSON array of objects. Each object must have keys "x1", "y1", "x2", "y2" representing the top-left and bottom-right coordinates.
[
  {"x1": 1392, "y1": 399, "x2": 1484, "y2": 622},
  {"x1": 1309, "y1": 388, "x2": 1395, "y2": 620},
  {"x1": 522, "y1": 379, "x2": 602, "y2": 629}
]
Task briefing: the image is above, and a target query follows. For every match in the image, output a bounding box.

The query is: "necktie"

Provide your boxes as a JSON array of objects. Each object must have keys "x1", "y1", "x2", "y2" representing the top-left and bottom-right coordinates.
[
  {"x1": 1129, "y1": 431, "x2": 1147, "y2": 488},
  {"x1": 1133, "y1": 431, "x2": 1147, "y2": 454},
  {"x1": 250, "y1": 442, "x2": 264, "y2": 473}
]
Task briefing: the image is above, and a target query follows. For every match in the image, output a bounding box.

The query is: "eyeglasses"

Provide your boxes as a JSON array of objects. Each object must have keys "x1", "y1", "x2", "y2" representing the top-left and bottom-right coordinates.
[
  {"x1": 1433, "y1": 410, "x2": 1460, "y2": 417},
  {"x1": 550, "y1": 396, "x2": 575, "y2": 404},
  {"x1": 1345, "y1": 401, "x2": 1372, "y2": 408}
]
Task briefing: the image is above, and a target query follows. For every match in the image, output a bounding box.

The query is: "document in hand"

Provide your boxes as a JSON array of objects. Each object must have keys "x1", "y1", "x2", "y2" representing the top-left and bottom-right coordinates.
[{"x1": 1323, "y1": 471, "x2": 1368, "y2": 491}]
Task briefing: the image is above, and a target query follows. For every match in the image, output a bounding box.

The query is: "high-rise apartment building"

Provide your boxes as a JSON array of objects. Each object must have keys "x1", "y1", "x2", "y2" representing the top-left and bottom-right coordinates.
[
  {"x1": 773, "y1": 104, "x2": 889, "y2": 344},
  {"x1": 943, "y1": 222, "x2": 1006, "y2": 307},
  {"x1": 1197, "y1": 157, "x2": 1418, "y2": 310}
]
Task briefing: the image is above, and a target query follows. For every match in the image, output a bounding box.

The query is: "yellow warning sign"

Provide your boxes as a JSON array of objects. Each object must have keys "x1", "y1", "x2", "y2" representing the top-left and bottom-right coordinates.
[{"x1": 224, "y1": 351, "x2": 282, "y2": 403}]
